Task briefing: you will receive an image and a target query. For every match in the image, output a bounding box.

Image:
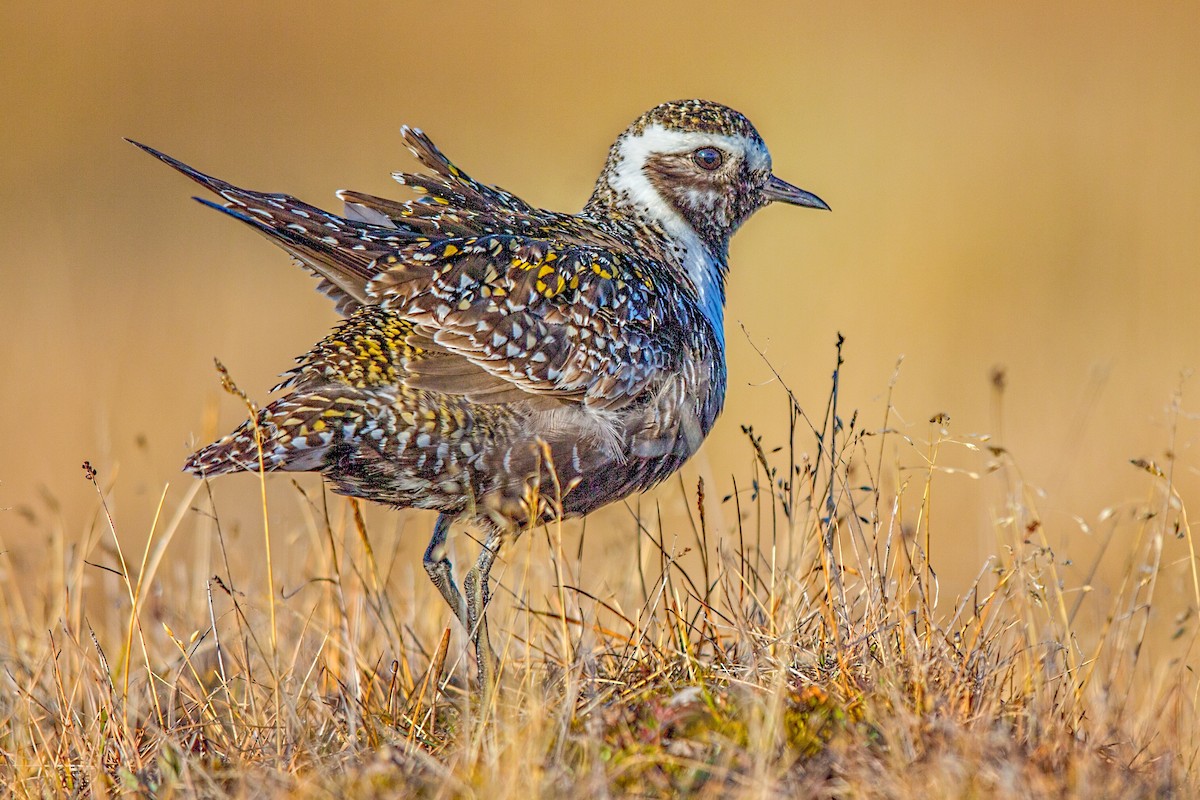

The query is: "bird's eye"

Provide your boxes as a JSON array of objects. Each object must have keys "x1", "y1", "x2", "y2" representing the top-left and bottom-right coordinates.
[{"x1": 692, "y1": 147, "x2": 724, "y2": 171}]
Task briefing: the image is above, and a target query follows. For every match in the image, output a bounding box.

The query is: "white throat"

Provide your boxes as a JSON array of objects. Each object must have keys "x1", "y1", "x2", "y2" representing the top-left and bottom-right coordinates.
[{"x1": 606, "y1": 124, "x2": 767, "y2": 351}]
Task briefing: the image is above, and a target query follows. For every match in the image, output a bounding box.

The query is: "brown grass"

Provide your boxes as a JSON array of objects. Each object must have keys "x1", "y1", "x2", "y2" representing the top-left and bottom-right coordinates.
[{"x1": 1, "y1": 346, "x2": 1197, "y2": 798}]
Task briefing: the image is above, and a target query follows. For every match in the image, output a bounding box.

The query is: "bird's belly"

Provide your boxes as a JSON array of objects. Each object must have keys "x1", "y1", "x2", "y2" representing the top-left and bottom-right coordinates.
[
  {"x1": 473, "y1": 391, "x2": 717, "y2": 525},
  {"x1": 321, "y1": 388, "x2": 717, "y2": 529}
]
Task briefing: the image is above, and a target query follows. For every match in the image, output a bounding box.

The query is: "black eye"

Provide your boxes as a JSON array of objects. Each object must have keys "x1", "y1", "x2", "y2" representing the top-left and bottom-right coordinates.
[{"x1": 692, "y1": 147, "x2": 724, "y2": 171}]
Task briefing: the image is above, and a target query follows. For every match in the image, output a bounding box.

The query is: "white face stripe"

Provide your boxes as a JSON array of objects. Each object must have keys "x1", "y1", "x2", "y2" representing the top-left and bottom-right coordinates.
[
  {"x1": 605, "y1": 123, "x2": 770, "y2": 352},
  {"x1": 607, "y1": 126, "x2": 771, "y2": 238},
  {"x1": 615, "y1": 125, "x2": 771, "y2": 180}
]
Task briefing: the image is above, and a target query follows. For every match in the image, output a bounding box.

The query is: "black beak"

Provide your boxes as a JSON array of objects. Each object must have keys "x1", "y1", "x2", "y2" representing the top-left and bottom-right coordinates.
[{"x1": 763, "y1": 175, "x2": 830, "y2": 210}]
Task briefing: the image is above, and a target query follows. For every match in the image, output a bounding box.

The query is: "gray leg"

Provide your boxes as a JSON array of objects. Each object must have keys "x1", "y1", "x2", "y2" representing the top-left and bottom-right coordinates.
[
  {"x1": 423, "y1": 514, "x2": 467, "y2": 627},
  {"x1": 463, "y1": 529, "x2": 501, "y2": 699}
]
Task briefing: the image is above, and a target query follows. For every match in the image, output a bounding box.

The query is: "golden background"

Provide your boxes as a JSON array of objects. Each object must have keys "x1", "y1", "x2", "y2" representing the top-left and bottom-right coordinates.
[{"x1": 2, "y1": 2, "x2": 1198, "y2": 600}]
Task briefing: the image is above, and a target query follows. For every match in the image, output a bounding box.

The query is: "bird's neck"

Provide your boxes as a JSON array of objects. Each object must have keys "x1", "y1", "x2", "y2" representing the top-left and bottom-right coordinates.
[
  {"x1": 586, "y1": 177, "x2": 729, "y2": 352},
  {"x1": 671, "y1": 227, "x2": 728, "y2": 352}
]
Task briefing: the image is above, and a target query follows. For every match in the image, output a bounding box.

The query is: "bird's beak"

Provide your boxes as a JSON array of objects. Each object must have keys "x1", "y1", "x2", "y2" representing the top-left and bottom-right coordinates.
[{"x1": 763, "y1": 175, "x2": 830, "y2": 210}]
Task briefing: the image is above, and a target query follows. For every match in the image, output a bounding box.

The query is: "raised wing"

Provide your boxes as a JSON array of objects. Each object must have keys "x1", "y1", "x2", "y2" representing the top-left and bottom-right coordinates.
[
  {"x1": 132, "y1": 136, "x2": 684, "y2": 412},
  {"x1": 128, "y1": 140, "x2": 414, "y2": 315}
]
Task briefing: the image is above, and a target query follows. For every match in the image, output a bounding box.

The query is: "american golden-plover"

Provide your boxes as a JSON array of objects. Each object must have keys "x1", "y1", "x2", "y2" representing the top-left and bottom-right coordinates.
[{"x1": 131, "y1": 99, "x2": 829, "y2": 693}]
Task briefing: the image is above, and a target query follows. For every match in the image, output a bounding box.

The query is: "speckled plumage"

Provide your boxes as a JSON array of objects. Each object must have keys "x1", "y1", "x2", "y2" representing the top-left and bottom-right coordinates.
[{"x1": 132, "y1": 99, "x2": 828, "y2": 690}]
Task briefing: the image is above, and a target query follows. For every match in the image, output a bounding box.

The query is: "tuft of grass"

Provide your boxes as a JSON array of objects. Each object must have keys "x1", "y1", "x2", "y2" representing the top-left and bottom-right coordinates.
[{"x1": 1, "y1": 344, "x2": 1197, "y2": 798}]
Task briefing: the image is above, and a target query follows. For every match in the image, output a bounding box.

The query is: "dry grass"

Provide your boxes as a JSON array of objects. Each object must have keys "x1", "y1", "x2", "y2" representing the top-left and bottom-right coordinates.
[{"x1": 2, "y1": 346, "x2": 1197, "y2": 798}]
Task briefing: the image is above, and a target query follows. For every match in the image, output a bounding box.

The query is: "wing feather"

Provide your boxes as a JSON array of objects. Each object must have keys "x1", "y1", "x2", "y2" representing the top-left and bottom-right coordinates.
[
  {"x1": 369, "y1": 235, "x2": 674, "y2": 411},
  {"x1": 133, "y1": 135, "x2": 688, "y2": 412},
  {"x1": 129, "y1": 140, "x2": 414, "y2": 313}
]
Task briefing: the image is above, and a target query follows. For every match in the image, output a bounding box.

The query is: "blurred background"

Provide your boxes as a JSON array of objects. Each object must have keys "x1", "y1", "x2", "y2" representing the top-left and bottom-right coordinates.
[{"x1": 2, "y1": 2, "x2": 1198, "y2": 608}]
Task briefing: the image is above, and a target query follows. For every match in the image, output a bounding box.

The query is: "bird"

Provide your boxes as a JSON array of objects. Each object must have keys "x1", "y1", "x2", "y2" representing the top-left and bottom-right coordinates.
[{"x1": 130, "y1": 99, "x2": 829, "y2": 696}]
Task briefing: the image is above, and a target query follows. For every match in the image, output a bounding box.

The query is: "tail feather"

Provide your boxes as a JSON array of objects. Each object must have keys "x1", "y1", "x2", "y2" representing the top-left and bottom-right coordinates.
[
  {"x1": 183, "y1": 400, "x2": 338, "y2": 478},
  {"x1": 184, "y1": 425, "x2": 283, "y2": 477}
]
